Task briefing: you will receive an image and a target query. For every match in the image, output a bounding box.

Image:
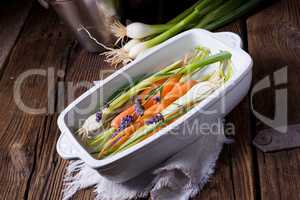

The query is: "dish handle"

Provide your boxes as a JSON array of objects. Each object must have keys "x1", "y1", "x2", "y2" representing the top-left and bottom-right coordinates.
[
  {"x1": 212, "y1": 32, "x2": 243, "y2": 49},
  {"x1": 56, "y1": 133, "x2": 79, "y2": 160}
]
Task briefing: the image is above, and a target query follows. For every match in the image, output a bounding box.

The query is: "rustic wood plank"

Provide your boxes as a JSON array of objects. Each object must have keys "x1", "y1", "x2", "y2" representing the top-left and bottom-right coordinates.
[
  {"x1": 227, "y1": 99, "x2": 256, "y2": 200},
  {"x1": 0, "y1": 3, "x2": 259, "y2": 200},
  {"x1": 194, "y1": 21, "x2": 256, "y2": 200},
  {"x1": 24, "y1": 10, "x2": 75, "y2": 200},
  {"x1": 37, "y1": 33, "x2": 114, "y2": 199},
  {"x1": 0, "y1": 3, "x2": 74, "y2": 200},
  {"x1": 195, "y1": 148, "x2": 235, "y2": 200},
  {"x1": 0, "y1": 0, "x2": 33, "y2": 76},
  {"x1": 247, "y1": 0, "x2": 300, "y2": 199},
  {"x1": 61, "y1": 43, "x2": 117, "y2": 199},
  {"x1": 27, "y1": 115, "x2": 63, "y2": 200}
]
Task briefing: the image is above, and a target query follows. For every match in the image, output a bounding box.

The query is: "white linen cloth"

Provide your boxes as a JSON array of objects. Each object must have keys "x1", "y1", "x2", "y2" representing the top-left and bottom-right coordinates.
[{"x1": 62, "y1": 81, "x2": 228, "y2": 200}]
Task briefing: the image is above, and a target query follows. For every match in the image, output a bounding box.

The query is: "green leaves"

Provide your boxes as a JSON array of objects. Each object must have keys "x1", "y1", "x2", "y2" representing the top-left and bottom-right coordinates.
[
  {"x1": 107, "y1": 74, "x2": 148, "y2": 104},
  {"x1": 204, "y1": 0, "x2": 263, "y2": 31},
  {"x1": 179, "y1": 51, "x2": 232, "y2": 75}
]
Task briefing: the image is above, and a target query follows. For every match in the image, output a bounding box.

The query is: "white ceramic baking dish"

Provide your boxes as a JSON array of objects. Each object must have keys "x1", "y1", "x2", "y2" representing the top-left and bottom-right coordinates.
[{"x1": 56, "y1": 29, "x2": 253, "y2": 183}]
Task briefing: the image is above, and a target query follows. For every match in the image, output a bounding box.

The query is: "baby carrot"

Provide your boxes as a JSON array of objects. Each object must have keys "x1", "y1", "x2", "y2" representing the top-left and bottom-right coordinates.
[
  {"x1": 161, "y1": 74, "x2": 182, "y2": 97},
  {"x1": 100, "y1": 120, "x2": 144, "y2": 157},
  {"x1": 163, "y1": 79, "x2": 198, "y2": 105},
  {"x1": 142, "y1": 104, "x2": 165, "y2": 119},
  {"x1": 143, "y1": 80, "x2": 198, "y2": 118},
  {"x1": 140, "y1": 78, "x2": 165, "y2": 97},
  {"x1": 111, "y1": 106, "x2": 135, "y2": 129},
  {"x1": 111, "y1": 79, "x2": 166, "y2": 129}
]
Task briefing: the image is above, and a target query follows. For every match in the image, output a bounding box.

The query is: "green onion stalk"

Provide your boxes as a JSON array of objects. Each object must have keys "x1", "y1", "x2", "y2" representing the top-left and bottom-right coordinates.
[
  {"x1": 107, "y1": 56, "x2": 233, "y2": 157},
  {"x1": 166, "y1": 0, "x2": 204, "y2": 25},
  {"x1": 128, "y1": 9, "x2": 201, "y2": 58},
  {"x1": 106, "y1": 8, "x2": 201, "y2": 65},
  {"x1": 102, "y1": 51, "x2": 231, "y2": 121},
  {"x1": 111, "y1": 0, "x2": 211, "y2": 42},
  {"x1": 101, "y1": 60, "x2": 183, "y2": 120},
  {"x1": 104, "y1": 0, "x2": 263, "y2": 66},
  {"x1": 204, "y1": 0, "x2": 263, "y2": 31},
  {"x1": 86, "y1": 127, "x2": 116, "y2": 152},
  {"x1": 105, "y1": 0, "x2": 221, "y2": 66},
  {"x1": 128, "y1": 0, "x2": 224, "y2": 59},
  {"x1": 195, "y1": 0, "x2": 244, "y2": 28},
  {"x1": 79, "y1": 47, "x2": 207, "y2": 141},
  {"x1": 79, "y1": 48, "x2": 231, "y2": 144},
  {"x1": 94, "y1": 51, "x2": 232, "y2": 157}
]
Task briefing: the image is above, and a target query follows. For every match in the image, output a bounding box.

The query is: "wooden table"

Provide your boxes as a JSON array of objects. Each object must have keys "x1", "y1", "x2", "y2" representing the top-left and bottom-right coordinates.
[{"x1": 0, "y1": 0, "x2": 299, "y2": 199}]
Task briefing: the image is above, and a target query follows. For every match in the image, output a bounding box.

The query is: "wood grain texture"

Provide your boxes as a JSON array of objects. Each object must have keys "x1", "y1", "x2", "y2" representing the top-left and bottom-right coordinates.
[
  {"x1": 24, "y1": 11, "x2": 75, "y2": 200},
  {"x1": 0, "y1": 0, "x2": 33, "y2": 75},
  {"x1": 247, "y1": 0, "x2": 300, "y2": 199},
  {"x1": 1, "y1": 0, "x2": 299, "y2": 199},
  {"x1": 0, "y1": 3, "x2": 73, "y2": 200},
  {"x1": 56, "y1": 53, "x2": 114, "y2": 200},
  {"x1": 42, "y1": 32, "x2": 115, "y2": 200},
  {"x1": 195, "y1": 148, "x2": 235, "y2": 200}
]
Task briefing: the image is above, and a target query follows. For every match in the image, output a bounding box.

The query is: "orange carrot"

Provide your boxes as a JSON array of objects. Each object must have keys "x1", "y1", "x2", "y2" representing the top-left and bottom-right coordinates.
[
  {"x1": 161, "y1": 74, "x2": 182, "y2": 97},
  {"x1": 111, "y1": 106, "x2": 135, "y2": 129},
  {"x1": 142, "y1": 75, "x2": 182, "y2": 111},
  {"x1": 139, "y1": 115, "x2": 177, "y2": 143},
  {"x1": 142, "y1": 80, "x2": 198, "y2": 118},
  {"x1": 139, "y1": 78, "x2": 165, "y2": 97},
  {"x1": 102, "y1": 79, "x2": 197, "y2": 157},
  {"x1": 163, "y1": 79, "x2": 198, "y2": 105},
  {"x1": 142, "y1": 104, "x2": 165, "y2": 119},
  {"x1": 100, "y1": 120, "x2": 144, "y2": 157},
  {"x1": 111, "y1": 79, "x2": 166, "y2": 129}
]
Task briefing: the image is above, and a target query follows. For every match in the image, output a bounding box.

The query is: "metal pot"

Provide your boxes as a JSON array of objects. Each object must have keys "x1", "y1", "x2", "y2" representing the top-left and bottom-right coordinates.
[
  {"x1": 38, "y1": 0, "x2": 198, "y2": 52},
  {"x1": 39, "y1": 0, "x2": 120, "y2": 52}
]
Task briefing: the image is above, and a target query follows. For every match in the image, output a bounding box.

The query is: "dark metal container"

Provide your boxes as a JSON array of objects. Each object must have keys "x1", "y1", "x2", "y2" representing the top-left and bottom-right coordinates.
[
  {"x1": 40, "y1": 0, "x2": 121, "y2": 52},
  {"x1": 39, "y1": 0, "x2": 197, "y2": 52}
]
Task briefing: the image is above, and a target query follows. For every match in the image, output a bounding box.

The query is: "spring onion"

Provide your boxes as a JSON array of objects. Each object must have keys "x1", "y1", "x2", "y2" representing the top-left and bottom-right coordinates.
[
  {"x1": 204, "y1": 0, "x2": 263, "y2": 31},
  {"x1": 77, "y1": 112, "x2": 104, "y2": 140},
  {"x1": 112, "y1": 21, "x2": 174, "y2": 42},
  {"x1": 86, "y1": 127, "x2": 116, "y2": 152},
  {"x1": 113, "y1": 64, "x2": 231, "y2": 155},
  {"x1": 105, "y1": 0, "x2": 224, "y2": 65},
  {"x1": 111, "y1": 0, "x2": 208, "y2": 42},
  {"x1": 195, "y1": 0, "x2": 243, "y2": 28},
  {"x1": 128, "y1": 8, "x2": 201, "y2": 58},
  {"x1": 101, "y1": 0, "x2": 263, "y2": 66},
  {"x1": 179, "y1": 51, "x2": 232, "y2": 75},
  {"x1": 77, "y1": 47, "x2": 233, "y2": 158},
  {"x1": 129, "y1": 0, "x2": 224, "y2": 58},
  {"x1": 103, "y1": 51, "x2": 231, "y2": 119},
  {"x1": 101, "y1": 59, "x2": 183, "y2": 119},
  {"x1": 127, "y1": 0, "x2": 223, "y2": 59},
  {"x1": 102, "y1": 39, "x2": 141, "y2": 66},
  {"x1": 78, "y1": 49, "x2": 231, "y2": 141},
  {"x1": 166, "y1": 0, "x2": 204, "y2": 24}
]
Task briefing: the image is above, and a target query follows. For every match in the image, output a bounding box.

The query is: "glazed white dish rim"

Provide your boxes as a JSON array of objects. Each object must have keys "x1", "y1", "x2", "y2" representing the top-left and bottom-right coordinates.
[{"x1": 57, "y1": 28, "x2": 252, "y2": 168}]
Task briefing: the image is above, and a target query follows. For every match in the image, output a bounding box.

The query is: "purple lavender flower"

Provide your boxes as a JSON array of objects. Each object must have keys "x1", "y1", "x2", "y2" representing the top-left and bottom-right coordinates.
[
  {"x1": 95, "y1": 111, "x2": 102, "y2": 122},
  {"x1": 119, "y1": 115, "x2": 134, "y2": 131},
  {"x1": 111, "y1": 130, "x2": 120, "y2": 138},
  {"x1": 110, "y1": 115, "x2": 134, "y2": 139},
  {"x1": 154, "y1": 95, "x2": 161, "y2": 103},
  {"x1": 146, "y1": 113, "x2": 164, "y2": 125},
  {"x1": 109, "y1": 135, "x2": 122, "y2": 146},
  {"x1": 134, "y1": 97, "x2": 145, "y2": 116}
]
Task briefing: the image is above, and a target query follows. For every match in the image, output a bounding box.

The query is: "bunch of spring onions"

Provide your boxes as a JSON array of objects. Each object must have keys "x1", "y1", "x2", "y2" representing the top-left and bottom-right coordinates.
[
  {"x1": 77, "y1": 46, "x2": 233, "y2": 159},
  {"x1": 102, "y1": 0, "x2": 262, "y2": 66}
]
